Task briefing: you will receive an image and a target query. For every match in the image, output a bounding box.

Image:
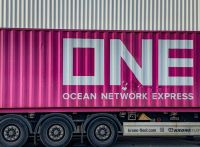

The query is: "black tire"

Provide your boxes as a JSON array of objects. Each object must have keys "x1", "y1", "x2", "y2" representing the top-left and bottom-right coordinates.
[
  {"x1": 39, "y1": 117, "x2": 73, "y2": 147},
  {"x1": 87, "y1": 117, "x2": 118, "y2": 147},
  {"x1": 0, "y1": 118, "x2": 29, "y2": 147}
]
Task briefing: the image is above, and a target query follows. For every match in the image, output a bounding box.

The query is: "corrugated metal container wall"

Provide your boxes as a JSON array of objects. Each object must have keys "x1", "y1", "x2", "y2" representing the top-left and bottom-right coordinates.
[
  {"x1": 0, "y1": 0, "x2": 199, "y2": 30},
  {"x1": 0, "y1": 29, "x2": 200, "y2": 112}
]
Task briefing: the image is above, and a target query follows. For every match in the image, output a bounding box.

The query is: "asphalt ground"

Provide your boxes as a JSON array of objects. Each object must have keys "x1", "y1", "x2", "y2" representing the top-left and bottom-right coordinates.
[{"x1": 24, "y1": 136, "x2": 200, "y2": 147}]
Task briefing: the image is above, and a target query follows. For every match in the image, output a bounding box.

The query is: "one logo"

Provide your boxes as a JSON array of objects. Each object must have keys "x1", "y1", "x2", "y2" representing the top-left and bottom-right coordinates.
[{"x1": 63, "y1": 38, "x2": 193, "y2": 86}]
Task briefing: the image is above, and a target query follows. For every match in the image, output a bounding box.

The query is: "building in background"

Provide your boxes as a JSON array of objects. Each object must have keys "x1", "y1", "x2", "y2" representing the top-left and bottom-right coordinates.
[{"x1": 0, "y1": 0, "x2": 199, "y2": 30}]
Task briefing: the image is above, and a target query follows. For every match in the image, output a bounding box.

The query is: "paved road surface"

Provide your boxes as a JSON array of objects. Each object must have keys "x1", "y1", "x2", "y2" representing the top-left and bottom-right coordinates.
[{"x1": 24, "y1": 136, "x2": 200, "y2": 147}]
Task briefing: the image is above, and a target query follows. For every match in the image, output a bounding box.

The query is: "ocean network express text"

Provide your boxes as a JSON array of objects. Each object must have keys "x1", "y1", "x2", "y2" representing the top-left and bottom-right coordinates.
[{"x1": 63, "y1": 92, "x2": 193, "y2": 100}]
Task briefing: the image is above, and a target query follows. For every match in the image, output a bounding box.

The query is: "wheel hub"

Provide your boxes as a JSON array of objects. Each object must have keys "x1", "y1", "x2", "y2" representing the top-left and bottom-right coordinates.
[
  {"x1": 95, "y1": 124, "x2": 111, "y2": 141},
  {"x1": 3, "y1": 125, "x2": 20, "y2": 142},
  {"x1": 100, "y1": 130, "x2": 106, "y2": 135},
  {"x1": 48, "y1": 125, "x2": 65, "y2": 141}
]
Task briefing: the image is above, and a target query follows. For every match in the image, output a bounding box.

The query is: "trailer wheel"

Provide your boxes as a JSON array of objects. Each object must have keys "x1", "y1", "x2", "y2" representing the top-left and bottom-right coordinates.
[
  {"x1": 87, "y1": 117, "x2": 118, "y2": 147},
  {"x1": 39, "y1": 117, "x2": 73, "y2": 147},
  {"x1": 0, "y1": 119, "x2": 28, "y2": 147}
]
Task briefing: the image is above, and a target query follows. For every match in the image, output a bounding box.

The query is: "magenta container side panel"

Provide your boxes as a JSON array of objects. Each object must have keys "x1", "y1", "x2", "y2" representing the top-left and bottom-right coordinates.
[{"x1": 0, "y1": 29, "x2": 200, "y2": 112}]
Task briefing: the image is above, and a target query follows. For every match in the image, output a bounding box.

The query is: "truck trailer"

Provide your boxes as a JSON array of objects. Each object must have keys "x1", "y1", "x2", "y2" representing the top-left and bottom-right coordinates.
[
  {"x1": 0, "y1": 0, "x2": 200, "y2": 147},
  {"x1": 0, "y1": 29, "x2": 200, "y2": 147}
]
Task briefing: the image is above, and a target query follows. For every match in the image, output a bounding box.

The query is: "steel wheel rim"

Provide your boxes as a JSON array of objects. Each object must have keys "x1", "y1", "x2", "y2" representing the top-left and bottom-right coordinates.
[
  {"x1": 3, "y1": 125, "x2": 20, "y2": 142},
  {"x1": 95, "y1": 124, "x2": 111, "y2": 141},
  {"x1": 48, "y1": 124, "x2": 65, "y2": 141}
]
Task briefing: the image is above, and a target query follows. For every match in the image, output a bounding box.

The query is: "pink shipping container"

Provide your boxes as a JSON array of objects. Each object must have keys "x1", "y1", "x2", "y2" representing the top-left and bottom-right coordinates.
[
  {"x1": 1, "y1": 1, "x2": 200, "y2": 146},
  {"x1": 0, "y1": 29, "x2": 200, "y2": 112}
]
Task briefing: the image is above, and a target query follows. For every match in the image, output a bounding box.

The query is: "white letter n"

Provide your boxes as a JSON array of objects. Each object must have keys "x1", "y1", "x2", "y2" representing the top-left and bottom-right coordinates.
[{"x1": 110, "y1": 39, "x2": 152, "y2": 85}]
